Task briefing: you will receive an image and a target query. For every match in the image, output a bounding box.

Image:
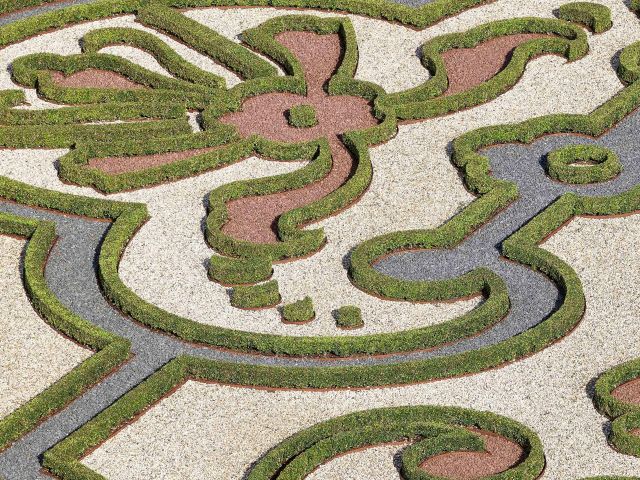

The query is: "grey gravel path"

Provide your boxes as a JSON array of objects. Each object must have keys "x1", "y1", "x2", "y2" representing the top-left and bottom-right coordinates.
[
  {"x1": 0, "y1": 0, "x2": 99, "y2": 26},
  {"x1": 0, "y1": 0, "x2": 637, "y2": 478}
]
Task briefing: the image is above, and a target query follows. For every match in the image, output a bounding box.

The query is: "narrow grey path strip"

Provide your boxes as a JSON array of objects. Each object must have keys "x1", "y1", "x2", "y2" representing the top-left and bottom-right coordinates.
[{"x1": 0, "y1": 0, "x2": 99, "y2": 26}]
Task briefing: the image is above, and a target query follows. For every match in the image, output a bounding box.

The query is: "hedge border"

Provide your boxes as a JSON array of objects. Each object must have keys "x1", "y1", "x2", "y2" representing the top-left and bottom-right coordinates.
[
  {"x1": 335, "y1": 305, "x2": 363, "y2": 329},
  {"x1": 348, "y1": 40, "x2": 640, "y2": 384},
  {"x1": 593, "y1": 357, "x2": 640, "y2": 458},
  {"x1": 287, "y1": 104, "x2": 318, "y2": 128},
  {"x1": 0, "y1": 211, "x2": 130, "y2": 452},
  {"x1": 377, "y1": 15, "x2": 590, "y2": 120},
  {"x1": 0, "y1": 0, "x2": 496, "y2": 53},
  {"x1": 230, "y1": 280, "x2": 281, "y2": 309},
  {"x1": 0, "y1": 148, "x2": 509, "y2": 361},
  {"x1": 282, "y1": 296, "x2": 315, "y2": 323},
  {"x1": 42, "y1": 355, "x2": 546, "y2": 480},
  {"x1": 557, "y1": 2, "x2": 613, "y2": 34},
  {"x1": 546, "y1": 144, "x2": 622, "y2": 184}
]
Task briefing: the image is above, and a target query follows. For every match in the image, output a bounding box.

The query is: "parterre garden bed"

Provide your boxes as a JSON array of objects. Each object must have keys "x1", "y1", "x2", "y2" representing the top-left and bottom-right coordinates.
[{"x1": 0, "y1": 0, "x2": 640, "y2": 478}]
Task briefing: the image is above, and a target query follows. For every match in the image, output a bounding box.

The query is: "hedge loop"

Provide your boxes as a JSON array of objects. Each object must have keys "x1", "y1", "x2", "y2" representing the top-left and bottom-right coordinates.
[{"x1": 546, "y1": 144, "x2": 622, "y2": 184}]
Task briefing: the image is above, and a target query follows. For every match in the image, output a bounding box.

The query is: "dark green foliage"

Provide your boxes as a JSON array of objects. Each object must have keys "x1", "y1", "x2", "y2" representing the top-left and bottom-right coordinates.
[
  {"x1": 231, "y1": 281, "x2": 281, "y2": 309},
  {"x1": 137, "y1": 3, "x2": 278, "y2": 80},
  {"x1": 208, "y1": 255, "x2": 273, "y2": 285},
  {"x1": 347, "y1": 41, "x2": 640, "y2": 385},
  {"x1": 335, "y1": 305, "x2": 363, "y2": 329},
  {"x1": 287, "y1": 104, "x2": 318, "y2": 128},
  {"x1": 81, "y1": 27, "x2": 227, "y2": 88},
  {"x1": 282, "y1": 297, "x2": 315, "y2": 323},
  {"x1": 378, "y1": 16, "x2": 591, "y2": 120},
  {"x1": 594, "y1": 357, "x2": 640, "y2": 458},
  {"x1": 557, "y1": 2, "x2": 613, "y2": 33},
  {"x1": 546, "y1": 144, "x2": 621, "y2": 184},
  {"x1": 618, "y1": 40, "x2": 640, "y2": 85}
]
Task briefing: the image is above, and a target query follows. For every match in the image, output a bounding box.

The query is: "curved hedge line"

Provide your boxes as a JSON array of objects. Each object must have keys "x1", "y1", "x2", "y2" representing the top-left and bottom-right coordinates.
[
  {"x1": 335, "y1": 305, "x2": 363, "y2": 329},
  {"x1": 0, "y1": 211, "x2": 129, "y2": 452},
  {"x1": 557, "y1": 2, "x2": 613, "y2": 33},
  {"x1": 377, "y1": 15, "x2": 590, "y2": 120},
  {"x1": 546, "y1": 144, "x2": 621, "y2": 184},
  {"x1": 282, "y1": 297, "x2": 315, "y2": 323},
  {"x1": 0, "y1": 171, "x2": 508, "y2": 361},
  {"x1": 594, "y1": 358, "x2": 640, "y2": 458},
  {"x1": 42, "y1": 356, "x2": 545, "y2": 480},
  {"x1": 349, "y1": 41, "x2": 640, "y2": 383}
]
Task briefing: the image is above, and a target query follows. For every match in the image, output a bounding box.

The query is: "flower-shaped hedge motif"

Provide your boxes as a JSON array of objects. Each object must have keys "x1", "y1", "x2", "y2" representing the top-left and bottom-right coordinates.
[{"x1": 216, "y1": 28, "x2": 381, "y2": 244}]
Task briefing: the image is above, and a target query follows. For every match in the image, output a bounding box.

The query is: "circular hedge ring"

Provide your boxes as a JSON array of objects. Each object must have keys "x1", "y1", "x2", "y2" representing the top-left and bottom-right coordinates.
[{"x1": 546, "y1": 144, "x2": 622, "y2": 184}]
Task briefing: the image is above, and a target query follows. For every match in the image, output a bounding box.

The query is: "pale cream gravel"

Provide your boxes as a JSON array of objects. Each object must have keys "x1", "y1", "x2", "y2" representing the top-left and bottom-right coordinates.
[
  {"x1": 0, "y1": 235, "x2": 90, "y2": 419},
  {"x1": 307, "y1": 443, "x2": 409, "y2": 480},
  {"x1": 0, "y1": 0, "x2": 636, "y2": 336},
  {"x1": 82, "y1": 214, "x2": 640, "y2": 479},
  {"x1": 98, "y1": 45, "x2": 174, "y2": 78},
  {"x1": 186, "y1": 111, "x2": 202, "y2": 133}
]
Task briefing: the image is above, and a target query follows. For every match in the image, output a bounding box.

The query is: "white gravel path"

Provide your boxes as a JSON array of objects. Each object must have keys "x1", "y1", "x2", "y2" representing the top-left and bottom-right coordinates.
[
  {"x1": 82, "y1": 213, "x2": 640, "y2": 479},
  {"x1": 307, "y1": 443, "x2": 408, "y2": 480},
  {"x1": 0, "y1": 235, "x2": 90, "y2": 419}
]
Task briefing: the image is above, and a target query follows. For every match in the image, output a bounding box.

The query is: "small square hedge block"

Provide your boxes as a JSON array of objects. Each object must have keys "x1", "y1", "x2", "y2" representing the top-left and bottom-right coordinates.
[
  {"x1": 208, "y1": 255, "x2": 273, "y2": 285},
  {"x1": 336, "y1": 306, "x2": 364, "y2": 329},
  {"x1": 282, "y1": 296, "x2": 315, "y2": 323},
  {"x1": 231, "y1": 280, "x2": 280, "y2": 309},
  {"x1": 287, "y1": 104, "x2": 318, "y2": 128}
]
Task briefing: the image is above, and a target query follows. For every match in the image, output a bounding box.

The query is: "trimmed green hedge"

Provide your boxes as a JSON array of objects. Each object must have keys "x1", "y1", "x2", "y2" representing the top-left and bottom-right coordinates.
[
  {"x1": 0, "y1": 167, "x2": 508, "y2": 361},
  {"x1": 208, "y1": 254, "x2": 273, "y2": 285},
  {"x1": 594, "y1": 357, "x2": 640, "y2": 458},
  {"x1": 287, "y1": 104, "x2": 318, "y2": 128},
  {"x1": 81, "y1": 27, "x2": 227, "y2": 89},
  {"x1": 557, "y1": 2, "x2": 613, "y2": 33},
  {"x1": 231, "y1": 281, "x2": 281, "y2": 309},
  {"x1": 546, "y1": 144, "x2": 621, "y2": 184},
  {"x1": 377, "y1": 15, "x2": 592, "y2": 120},
  {"x1": 137, "y1": 3, "x2": 278, "y2": 81},
  {"x1": 282, "y1": 297, "x2": 315, "y2": 323},
  {"x1": 43, "y1": 356, "x2": 545, "y2": 480},
  {"x1": 335, "y1": 305, "x2": 363, "y2": 329},
  {"x1": 0, "y1": 212, "x2": 129, "y2": 452},
  {"x1": 348, "y1": 39, "x2": 640, "y2": 384}
]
